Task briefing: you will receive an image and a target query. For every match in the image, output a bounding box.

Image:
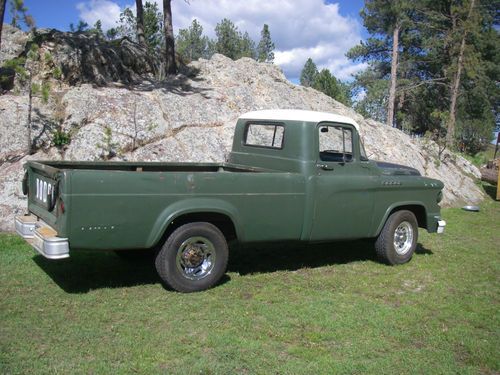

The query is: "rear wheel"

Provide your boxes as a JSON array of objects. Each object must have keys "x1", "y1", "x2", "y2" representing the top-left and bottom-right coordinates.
[
  {"x1": 375, "y1": 210, "x2": 418, "y2": 265},
  {"x1": 155, "y1": 222, "x2": 228, "y2": 292}
]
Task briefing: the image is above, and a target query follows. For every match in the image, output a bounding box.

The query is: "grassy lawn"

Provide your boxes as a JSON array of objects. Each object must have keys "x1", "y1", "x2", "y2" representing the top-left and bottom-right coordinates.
[{"x1": 1, "y1": 199, "x2": 499, "y2": 374}]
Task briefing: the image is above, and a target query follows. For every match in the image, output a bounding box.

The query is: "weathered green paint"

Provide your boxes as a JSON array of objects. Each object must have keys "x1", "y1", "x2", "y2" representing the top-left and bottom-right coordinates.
[{"x1": 23, "y1": 114, "x2": 444, "y2": 252}]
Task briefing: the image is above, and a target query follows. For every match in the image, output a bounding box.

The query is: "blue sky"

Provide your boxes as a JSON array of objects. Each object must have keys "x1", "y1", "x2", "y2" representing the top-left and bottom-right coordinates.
[{"x1": 4, "y1": 0, "x2": 368, "y2": 82}]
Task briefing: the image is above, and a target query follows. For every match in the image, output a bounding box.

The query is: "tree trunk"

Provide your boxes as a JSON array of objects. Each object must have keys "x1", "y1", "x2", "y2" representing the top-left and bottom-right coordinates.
[
  {"x1": 27, "y1": 74, "x2": 33, "y2": 154},
  {"x1": 135, "y1": 0, "x2": 146, "y2": 47},
  {"x1": 0, "y1": 0, "x2": 6, "y2": 53},
  {"x1": 387, "y1": 23, "x2": 400, "y2": 127},
  {"x1": 163, "y1": 0, "x2": 177, "y2": 76},
  {"x1": 446, "y1": 0, "x2": 475, "y2": 148}
]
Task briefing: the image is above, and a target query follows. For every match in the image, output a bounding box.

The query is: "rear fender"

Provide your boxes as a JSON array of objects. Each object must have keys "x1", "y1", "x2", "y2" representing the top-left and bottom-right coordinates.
[{"x1": 146, "y1": 198, "x2": 242, "y2": 248}]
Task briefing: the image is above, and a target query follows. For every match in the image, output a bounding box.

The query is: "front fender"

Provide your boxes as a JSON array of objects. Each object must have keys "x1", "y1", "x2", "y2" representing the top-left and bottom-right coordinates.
[
  {"x1": 372, "y1": 201, "x2": 427, "y2": 237},
  {"x1": 146, "y1": 198, "x2": 242, "y2": 248}
]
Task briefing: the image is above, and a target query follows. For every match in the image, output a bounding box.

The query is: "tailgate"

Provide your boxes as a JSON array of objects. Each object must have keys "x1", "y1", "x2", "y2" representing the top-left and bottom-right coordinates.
[{"x1": 24, "y1": 161, "x2": 64, "y2": 230}]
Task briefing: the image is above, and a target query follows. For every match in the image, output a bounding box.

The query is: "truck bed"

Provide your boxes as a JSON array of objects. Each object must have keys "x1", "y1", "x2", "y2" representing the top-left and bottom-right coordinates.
[{"x1": 23, "y1": 160, "x2": 306, "y2": 252}]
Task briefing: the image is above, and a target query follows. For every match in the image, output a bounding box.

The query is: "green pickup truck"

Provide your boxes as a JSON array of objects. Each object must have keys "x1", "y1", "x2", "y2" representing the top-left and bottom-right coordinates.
[{"x1": 15, "y1": 109, "x2": 446, "y2": 292}]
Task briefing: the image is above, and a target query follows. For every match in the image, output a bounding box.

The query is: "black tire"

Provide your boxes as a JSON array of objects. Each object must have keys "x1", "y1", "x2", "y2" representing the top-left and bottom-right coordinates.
[
  {"x1": 115, "y1": 249, "x2": 154, "y2": 260},
  {"x1": 155, "y1": 222, "x2": 229, "y2": 293},
  {"x1": 375, "y1": 210, "x2": 418, "y2": 265}
]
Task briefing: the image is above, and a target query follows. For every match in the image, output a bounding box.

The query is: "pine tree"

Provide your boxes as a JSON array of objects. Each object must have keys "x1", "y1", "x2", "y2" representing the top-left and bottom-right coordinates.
[
  {"x1": 116, "y1": 7, "x2": 135, "y2": 38},
  {"x1": 214, "y1": 18, "x2": 242, "y2": 59},
  {"x1": 114, "y1": 2, "x2": 163, "y2": 52},
  {"x1": 312, "y1": 69, "x2": 352, "y2": 106},
  {"x1": 176, "y1": 19, "x2": 209, "y2": 62},
  {"x1": 89, "y1": 20, "x2": 104, "y2": 38},
  {"x1": 239, "y1": 31, "x2": 256, "y2": 59},
  {"x1": 143, "y1": 2, "x2": 163, "y2": 52},
  {"x1": 9, "y1": 0, "x2": 34, "y2": 29},
  {"x1": 445, "y1": 0, "x2": 476, "y2": 147},
  {"x1": 349, "y1": 0, "x2": 413, "y2": 128},
  {"x1": 257, "y1": 24, "x2": 275, "y2": 63},
  {"x1": 300, "y1": 58, "x2": 318, "y2": 87}
]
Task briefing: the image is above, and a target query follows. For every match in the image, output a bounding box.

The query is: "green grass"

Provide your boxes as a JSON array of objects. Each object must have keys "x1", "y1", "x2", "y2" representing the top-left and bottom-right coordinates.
[{"x1": 1, "y1": 201, "x2": 499, "y2": 374}]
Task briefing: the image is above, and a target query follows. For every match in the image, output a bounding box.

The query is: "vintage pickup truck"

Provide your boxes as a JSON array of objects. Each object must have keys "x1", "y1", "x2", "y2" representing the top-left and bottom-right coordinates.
[{"x1": 15, "y1": 109, "x2": 446, "y2": 292}]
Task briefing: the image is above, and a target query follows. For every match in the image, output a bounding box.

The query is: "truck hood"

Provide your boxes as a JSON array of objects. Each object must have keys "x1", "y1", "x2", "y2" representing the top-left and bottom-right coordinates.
[{"x1": 375, "y1": 161, "x2": 421, "y2": 176}]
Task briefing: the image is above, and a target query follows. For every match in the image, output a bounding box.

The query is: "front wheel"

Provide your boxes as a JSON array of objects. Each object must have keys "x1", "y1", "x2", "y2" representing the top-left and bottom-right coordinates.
[
  {"x1": 375, "y1": 210, "x2": 418, "y2": 265},
  {"x1": 155, "y1": 222, "x2": 229, "y2": 292}
]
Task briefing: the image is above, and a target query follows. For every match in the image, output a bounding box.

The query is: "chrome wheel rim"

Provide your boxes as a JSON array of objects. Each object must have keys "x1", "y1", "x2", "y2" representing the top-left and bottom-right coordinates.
[
  {"x1": 176, "y1": 236, "x2": 216, "y2": 280},
  {"x1": 393, "y1": 221, "x2": 414, "y2": 255}
]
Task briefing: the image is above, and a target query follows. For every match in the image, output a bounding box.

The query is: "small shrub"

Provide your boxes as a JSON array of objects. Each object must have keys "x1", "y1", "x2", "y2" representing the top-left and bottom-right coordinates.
[
  {"x1": 41, "y1": 82, "x2": 51, "y2": 103},
  {"x1": 52, "y1": 66, "x2": 63, "y2": 80},
  {"x1": 52, "y1": 130, "x2": 71, "y2": 147}
]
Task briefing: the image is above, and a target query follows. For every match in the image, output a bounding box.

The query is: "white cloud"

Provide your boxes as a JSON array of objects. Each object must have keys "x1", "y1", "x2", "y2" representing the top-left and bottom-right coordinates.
[
  {"x1": 76, "y1": 0, "x2": 366, "y2": 81},
  {"x1": 76, "y1": 0, "x2": 122, "y2": 30}
]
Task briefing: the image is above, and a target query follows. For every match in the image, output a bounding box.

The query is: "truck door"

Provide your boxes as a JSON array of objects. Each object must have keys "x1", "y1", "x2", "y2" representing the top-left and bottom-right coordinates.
[{"x1": 310, "y1": 123, "x2": 379, "y2": 241}]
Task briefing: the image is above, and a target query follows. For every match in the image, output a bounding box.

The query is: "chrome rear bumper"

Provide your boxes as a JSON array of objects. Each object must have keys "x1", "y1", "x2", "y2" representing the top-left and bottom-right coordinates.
[{"x1": 15, "y1": 215, "x2": 69, "y2": 259}]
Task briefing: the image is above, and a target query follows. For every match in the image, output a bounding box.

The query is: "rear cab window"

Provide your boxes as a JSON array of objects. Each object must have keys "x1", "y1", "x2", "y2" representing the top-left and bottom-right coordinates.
[
  {"x1": 244, "y1": 123, "x2": 284, "y2": 149},
  {"x1": 318, "y1": 124, "x2": 353, "y2": 162}
]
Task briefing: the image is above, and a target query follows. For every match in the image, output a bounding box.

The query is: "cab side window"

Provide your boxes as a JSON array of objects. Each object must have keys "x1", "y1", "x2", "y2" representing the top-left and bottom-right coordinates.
[
  {"x1": 319, "y1": 126, "x2": 353, "y2": 162},
  {"x1": 245, "y1": 123, "x2": 284, "y2": 149}
]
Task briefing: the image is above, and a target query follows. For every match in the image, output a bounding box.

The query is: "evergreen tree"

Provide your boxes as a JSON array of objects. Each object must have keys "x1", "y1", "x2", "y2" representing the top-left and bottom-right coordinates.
[
  {"x1": 176, "y1": 19, "x2": 209, "y2": 62},
  {"x1": 257, "y1": 24, "x2": 275, "y2": 63},
  {"x1": 9, "y1": 0, "x2": 34, "y2": 29},
  {"x1": 312, "y1": 69, "x2": 352, "y2": 106},
  {"x1": 105, "y1": 28, "x2": 119, "y2": 40},
  {"x1": 413, "y1": 0, "x2": 498, "y2": 150},
  {"x1": 214, "y1": 18, "x2": 242, "y2": 59},
  {"x1": 349, "y1": 0, "x2": 498, "y2": 153},
  {"x1": 69, "y1": 20, "x2": 89, "y2": 33},
  {"x1": 351, "y1": 67, "x2": 389, "y2": 123},
  {"x1": 143, "y1": 1, "x2": 163, "y2": 52},
  {"x1": 348, "y1": 0, "x2": 413, "y2": 127},
  {"x1": 300, "y1": 58, "x2": 318, "y2": 87},
  {"x1": 116, "y1": 7, "x2": 135, "y2": 39},
  {"x1": 239, "y1": 31, "x2": 256, "y2": 59},
  {"x1": 114, "y1": 2, "x2": 163, "y2": 52},
  {"x1": 89, "y1": 20, "x2": 104, "y2": 38}
]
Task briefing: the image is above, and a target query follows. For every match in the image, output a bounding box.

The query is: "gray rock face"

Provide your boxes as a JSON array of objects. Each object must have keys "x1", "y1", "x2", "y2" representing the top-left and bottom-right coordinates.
[
  {"x1": 0, "y1": 24, "x2": 28, "y2": 64},
  {"x1": 0, "y1": 37, "x2": 484, "y2": 231},
  {"x1": 30, "y1": 29, "x2": 158, "y2": 85}
]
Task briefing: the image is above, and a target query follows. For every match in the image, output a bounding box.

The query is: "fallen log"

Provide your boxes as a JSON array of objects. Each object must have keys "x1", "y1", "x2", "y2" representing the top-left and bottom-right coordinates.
[{"x1": 480, "y1": 167, "x2": 498, "y2": 185}]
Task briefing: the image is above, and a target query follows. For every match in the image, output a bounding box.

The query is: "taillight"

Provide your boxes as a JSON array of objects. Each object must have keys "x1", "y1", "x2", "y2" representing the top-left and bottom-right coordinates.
[
  {"x1": 22, "y1": 171, "x2": 28, "y2": 195},
  {"x1": 59, "y1": 198, "x2": 65, "y2": 214},
  {"x1": 47, "y1": 181, "x2": 59, "y2": 212}
]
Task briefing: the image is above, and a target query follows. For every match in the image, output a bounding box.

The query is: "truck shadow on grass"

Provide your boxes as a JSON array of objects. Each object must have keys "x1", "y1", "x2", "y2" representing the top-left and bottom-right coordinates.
[
  {"x1": 33, "y1": 252, "x2": 161, "y2": 294},
  {"x1": 32, "y1": 242, "x2": 433, "y2": 294},
  {"x1": 229, "y1": 241, "x2": 433, "y2": 275}
]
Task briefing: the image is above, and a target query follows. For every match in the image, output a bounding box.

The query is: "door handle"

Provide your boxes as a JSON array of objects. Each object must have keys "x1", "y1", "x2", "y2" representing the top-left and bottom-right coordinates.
[{"x1": 316, "y1": 163, "x2": 333, "y2": 171}]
